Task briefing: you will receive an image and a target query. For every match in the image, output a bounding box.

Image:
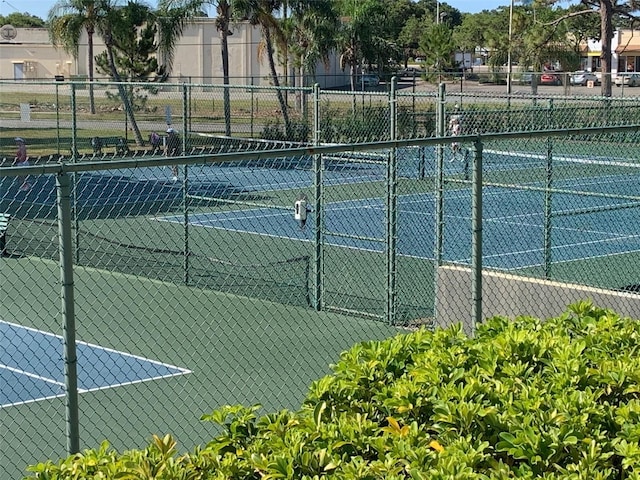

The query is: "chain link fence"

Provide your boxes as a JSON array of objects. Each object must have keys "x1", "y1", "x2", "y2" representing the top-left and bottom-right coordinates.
[{"x1": 3, "y1": 79, "x2": 640, "y2": 478}]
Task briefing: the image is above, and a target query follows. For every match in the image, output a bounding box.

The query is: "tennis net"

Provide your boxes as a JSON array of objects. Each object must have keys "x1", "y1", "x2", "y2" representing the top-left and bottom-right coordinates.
[{"x1": 6, "y1": 217, "x2": 311, "y2": 308}]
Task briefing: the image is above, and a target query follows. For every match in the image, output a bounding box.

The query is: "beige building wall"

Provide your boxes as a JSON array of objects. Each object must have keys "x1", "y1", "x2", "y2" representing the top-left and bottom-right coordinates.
[
  {"x1": 0, "y1": 28, "x2": 77, "y2": 80},
  {"x1": 0, "y1": 19, "x2": 347, "y2": 88}
]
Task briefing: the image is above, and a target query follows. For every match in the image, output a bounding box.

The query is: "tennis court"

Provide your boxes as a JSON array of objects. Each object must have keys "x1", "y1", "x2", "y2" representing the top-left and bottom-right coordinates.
[
  {"x1": 5, "y1": 142, "x2": 640, "y2": 282},
  {"x1": 4, "y1": 126, "x2": 640, "y2": 478},
  {"x1": 158, "y1": 176, "x2": 640, "y2": 272},
  {"x1": 1, "y1": 320, "x2": 190, "y2": 407}
]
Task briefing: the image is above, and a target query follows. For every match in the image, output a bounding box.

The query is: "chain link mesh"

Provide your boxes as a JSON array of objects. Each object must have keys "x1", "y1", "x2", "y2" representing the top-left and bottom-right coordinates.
[{"x1": 3, "y1": 80, "x2": 640, "y2": 478}]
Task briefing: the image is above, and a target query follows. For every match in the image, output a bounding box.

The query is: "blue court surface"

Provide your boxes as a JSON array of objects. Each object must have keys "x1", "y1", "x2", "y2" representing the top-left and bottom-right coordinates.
[
  {"x1": 1, "y1": 321, "x2": 190, "y2": 407},
  {"x1": 160, "y1": 181, "x2": 640, "y2": 271}
]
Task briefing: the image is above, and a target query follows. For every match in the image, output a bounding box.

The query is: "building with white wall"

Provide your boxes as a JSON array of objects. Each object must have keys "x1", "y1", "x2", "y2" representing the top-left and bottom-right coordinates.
[{"x1": 0, "y1": 18, "x2": 348, "y2": 88}]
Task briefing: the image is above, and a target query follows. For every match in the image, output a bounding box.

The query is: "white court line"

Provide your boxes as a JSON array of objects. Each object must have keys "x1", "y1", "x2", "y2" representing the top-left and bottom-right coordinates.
[
  {"x1": 484, "y1": 149, "x2": 640, "y2": 169},
  {"x1": 0, "y1": 364, "x2": 65, "y2": 387}
]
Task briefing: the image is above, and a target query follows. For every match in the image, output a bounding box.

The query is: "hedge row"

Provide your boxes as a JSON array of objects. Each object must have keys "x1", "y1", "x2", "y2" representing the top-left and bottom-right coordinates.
[{"x1": 27, "y1": 301, "x2": 640, "y2": 479}]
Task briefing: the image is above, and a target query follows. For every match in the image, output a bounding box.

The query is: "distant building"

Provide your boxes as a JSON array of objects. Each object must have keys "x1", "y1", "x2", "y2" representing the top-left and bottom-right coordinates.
[
  {"x1": 613, "y1": 30, "x2": 640, "y2": 73},
  {"x1": 0, "y1": 18, "x2": 347, "y2": 88}
]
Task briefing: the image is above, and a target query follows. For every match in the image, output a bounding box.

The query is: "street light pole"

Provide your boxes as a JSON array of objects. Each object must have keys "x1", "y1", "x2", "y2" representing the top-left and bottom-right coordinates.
[{"x1": 436, "y1": 1, "x2": 440, "y2": 24}]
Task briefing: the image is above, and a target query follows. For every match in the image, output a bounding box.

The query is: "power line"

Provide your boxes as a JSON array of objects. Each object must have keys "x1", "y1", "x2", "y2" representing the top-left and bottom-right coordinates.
[{"x1": 1, "y1": 0, "x2": 20, "y2": 14}]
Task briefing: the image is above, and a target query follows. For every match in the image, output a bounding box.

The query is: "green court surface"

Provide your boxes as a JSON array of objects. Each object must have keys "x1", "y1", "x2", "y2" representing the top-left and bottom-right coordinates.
[
  {"x1": 1, "y1": 255, "x2": 397, "y2": 477},
  {"x1": 5, "y1": 130, "x2": 640, "y2": 477}
]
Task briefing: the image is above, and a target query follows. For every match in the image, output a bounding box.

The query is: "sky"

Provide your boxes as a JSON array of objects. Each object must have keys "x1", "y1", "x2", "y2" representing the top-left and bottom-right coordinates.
[{"x1": 1, "y1": 0, "x2": 517, "y2": 21}]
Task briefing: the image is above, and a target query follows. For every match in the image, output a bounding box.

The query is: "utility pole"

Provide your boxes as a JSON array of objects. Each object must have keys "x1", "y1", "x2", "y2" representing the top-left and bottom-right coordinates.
[{"x1": 507, "y1": 0, "x2": 514, "y2": 96}]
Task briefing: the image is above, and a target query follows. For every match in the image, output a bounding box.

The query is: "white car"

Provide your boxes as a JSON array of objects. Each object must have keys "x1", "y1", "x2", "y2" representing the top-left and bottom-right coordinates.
[
  {"x1": 570, "y1": 70, "x2": 600, "y2": 86},
  {"x1": 615, "y1": 73, "x2": 640, "y2": 87}
]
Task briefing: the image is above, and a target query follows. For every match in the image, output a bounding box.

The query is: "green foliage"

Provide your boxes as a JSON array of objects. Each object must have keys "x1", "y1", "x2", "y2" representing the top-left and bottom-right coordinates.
[
  {"x1": 26, "y1": 302, "x2": 640, "y2": 479},
  {"x1": 0, "y1": 12, "x2": 45, "y2": 27},
  {"x1": 261, "y1": 119, "x2": 310, "y2": 143},
  {"x1": 318, "y1": 105, "x2": 390, "y2": 143},
  {"x1": 94, "y1": 2, "x2": 163, "y2": 110},
  {"x1": 420, "y1": 23, "x2": 455, "y2": 72}
]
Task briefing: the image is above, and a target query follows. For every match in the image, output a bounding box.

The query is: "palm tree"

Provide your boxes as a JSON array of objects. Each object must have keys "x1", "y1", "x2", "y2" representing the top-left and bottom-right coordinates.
[
  {"x1": 335, "y1": 0, "x2": 385, "y2": 92},
  {"x1": 158, "y1": 0, "x2": 233, "y2": 136},
  {"x1": 48, "y1": 0, "x2": 102, "y2": 114},
  {"x1": 285, "y1": 0, "x2": 339, "y2": 106},
  {"x1": 234, "y1": 0, "x2": 292, "y2": 138},
  {"x1": 49, "y1": 0, "x2": 151, "y2": 144}
]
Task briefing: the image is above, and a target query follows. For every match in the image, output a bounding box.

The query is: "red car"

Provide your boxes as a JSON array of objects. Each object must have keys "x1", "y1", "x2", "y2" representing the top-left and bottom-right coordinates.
[{"x1": 540, "y1": 72, "x2": 562, "y2": 86}]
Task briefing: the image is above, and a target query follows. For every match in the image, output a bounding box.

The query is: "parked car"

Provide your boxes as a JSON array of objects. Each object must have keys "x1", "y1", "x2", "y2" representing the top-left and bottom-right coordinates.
[
  {"x1": 570, "y1": 70, "x2": 600, "y2": 86},
  {"x1": 615, "y1": 73, "x2": 640, "y2": 87},
  {"x1": 540, "y1": 72, "x2": 562, "y2": 86},
  {"x1": 397, "y1": 66, "x2": 423, "y2": 77},
  {"x1": 358, "y1": 74, "x2": 380, "y2": 87},
  {"x1": 519, "y1": 72, "x2": 534, "y2": 84}
]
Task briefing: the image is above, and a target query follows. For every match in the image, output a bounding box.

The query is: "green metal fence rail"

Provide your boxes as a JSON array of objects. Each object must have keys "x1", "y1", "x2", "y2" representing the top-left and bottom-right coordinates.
[{"x1": 3, "y1": 79, "x2": 640, "y2": 478}]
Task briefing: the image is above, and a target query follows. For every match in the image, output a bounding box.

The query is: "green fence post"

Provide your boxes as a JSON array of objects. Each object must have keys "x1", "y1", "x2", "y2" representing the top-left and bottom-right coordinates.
[
  {"x1": 70, "y1": 83, "x2": 80, "y2": 264},
  {"x1": 56, "y1": 82, "x2": 61, "y2": 154},
  {"x1": 182, "y1": 83, "x2": 190, "y2": 285},
  {"x1": 435, "y1": 83, "x2": 446, "y2": 266},
  {"x1": 56, "y1": 171, "x2": 80, "y2": 455},
  {"x1": 387, "y1": 77, "x2": 398, "y2": 325},
  {"x1": 433, "y1": 83, "x2": 447, "y2": 325},
  {"x1": 543, "y1": 101, "x2": 554, "y2": 278},
  {"x1": 471, "y1": 137, "x2": 483, "y2": 335},
  {"x1": 313, "y1": 83, "x2": 323, "y2": 311}
]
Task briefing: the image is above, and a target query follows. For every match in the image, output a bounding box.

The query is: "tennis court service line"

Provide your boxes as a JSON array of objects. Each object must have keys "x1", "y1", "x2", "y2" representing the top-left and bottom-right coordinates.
[{"x1": 483, "y1": 149, "x2": 640, "y2": 168}]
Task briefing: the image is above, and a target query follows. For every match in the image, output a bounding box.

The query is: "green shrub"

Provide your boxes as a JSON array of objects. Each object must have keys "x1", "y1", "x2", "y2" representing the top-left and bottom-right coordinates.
[{"x1": 26, "y1": 302, "x2": 640, "y2": 479}]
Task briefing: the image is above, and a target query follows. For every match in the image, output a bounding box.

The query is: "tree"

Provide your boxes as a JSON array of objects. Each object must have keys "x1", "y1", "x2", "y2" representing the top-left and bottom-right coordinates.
[
  {"x1": 0, "y1": 12, "x2": 46, "y2": 27},
  {"x1": 97, "y1": 2, "x2": 149, "y2": 144},
  {"x1": 93, "y1": 2, "x2": 164, "y2": 114},
  {"x1": 398, "y1": 16, "x2": 424, "y2": 66},
  {"x1": 234, "y1": 0, "x2": 292, "y2": 138},
  {"x1": 284, "y1": 0, "x2": 339, "y2": 112},
  {"x1": 542, "y1": 0, "x2": 640, "y2": 97},
  {"x1": 420, "y1": 22, "x2": 456, "y2": 79},
  {"x1": 377, "y1": 0, "x2": 424, "y2": 66},
  {"x1": 158, "y1": 0, "x2": 233, "y2": 136},
  {"x1": 335, "y1": 0, "x2": 386, "y2": 92},
  {"x1": 453, "y1": 14, "x2": 487, "y2": 70},
  {"x1": 50, "y1": 0, "x2": 180, "y2": 146},
  {"x1": 94, "y1": 2, "x2": 163, "y2": 79},
  {"x1": 48, "y1": 0, "x2": 103, "y2": 114}
]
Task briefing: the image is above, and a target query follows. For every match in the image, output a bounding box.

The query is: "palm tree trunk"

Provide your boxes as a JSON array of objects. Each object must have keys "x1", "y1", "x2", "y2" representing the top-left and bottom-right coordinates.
[
  {"x1": 264, "y1": 26, "x2": 291, "y2": 138},
  {"x1": 218, "y1": 0, "x2": 232, "y2": 136},
  {"x1": 87, "y1": 30, "x2": 96, "y2": 114}
]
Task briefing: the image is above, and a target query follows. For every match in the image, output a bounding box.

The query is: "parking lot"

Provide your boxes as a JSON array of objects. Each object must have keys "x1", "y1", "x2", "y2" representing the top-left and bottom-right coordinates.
[{"x1": 392, "y1": 76, "x2": 640, "y2": 97}]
